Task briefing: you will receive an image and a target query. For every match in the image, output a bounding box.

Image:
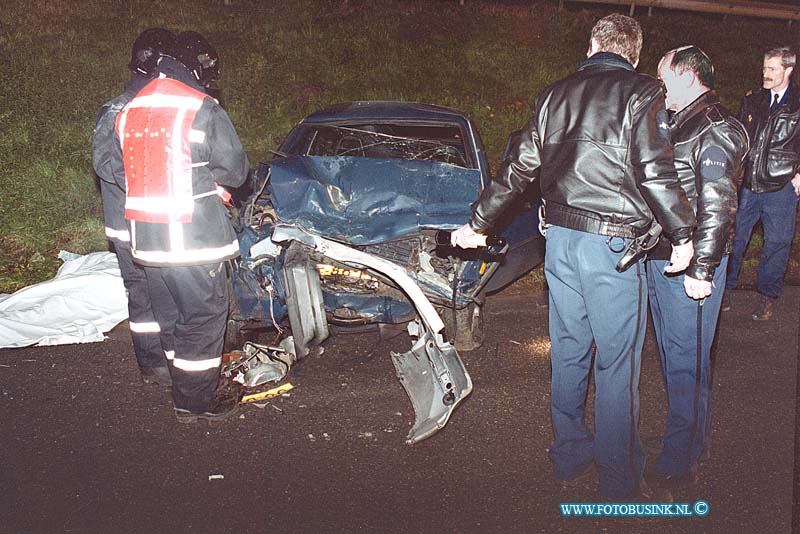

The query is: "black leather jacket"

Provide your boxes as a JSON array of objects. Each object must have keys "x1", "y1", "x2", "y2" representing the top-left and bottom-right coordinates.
[
  {"x1": 470, "y1": 52, "x2": 694, "y2": 244},
  {"x1": 740, "y1": 81, "x2": 800, "y2": 193},
  {"x1": 649, "y1": 92, "x2": 749, "y2": 280}
]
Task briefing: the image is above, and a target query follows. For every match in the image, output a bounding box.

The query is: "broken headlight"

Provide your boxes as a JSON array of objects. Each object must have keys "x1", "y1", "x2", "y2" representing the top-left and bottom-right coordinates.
[{"x1": 316, "y1": 263, "x2": 381, "y2": 292}]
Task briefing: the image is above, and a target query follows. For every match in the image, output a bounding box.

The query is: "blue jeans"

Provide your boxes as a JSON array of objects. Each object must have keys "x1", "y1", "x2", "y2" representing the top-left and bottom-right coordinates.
[
  {"x1": 545, "y1": 226, "x2": 647, "y2": 499},
  {"x1": 647, "y1": 257, "x2": 727, "y2": 477},
  {"x1": 726, "y1": 182, "x2": 798, "y2": 298}
]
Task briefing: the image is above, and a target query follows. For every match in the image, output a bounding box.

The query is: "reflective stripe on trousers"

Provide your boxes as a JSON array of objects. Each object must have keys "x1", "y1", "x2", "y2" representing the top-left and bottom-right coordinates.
[
  {"x1": 115, "y1": 246, "x2": 165, "y2": 368},
  {"x1": 144, "y1": 262, "x2": 228, "y2": 412}
]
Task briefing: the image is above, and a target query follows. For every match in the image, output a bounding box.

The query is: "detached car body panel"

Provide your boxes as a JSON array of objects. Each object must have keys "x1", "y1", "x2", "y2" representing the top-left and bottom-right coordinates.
[{"x1": 228, "y1": 102, "x2": 544, "y2": 443}]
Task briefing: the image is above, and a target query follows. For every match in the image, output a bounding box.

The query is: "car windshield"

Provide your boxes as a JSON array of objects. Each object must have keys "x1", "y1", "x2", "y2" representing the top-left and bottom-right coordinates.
[{"x1": 282, "y1": 122, "x2": 473, "y2": 169}]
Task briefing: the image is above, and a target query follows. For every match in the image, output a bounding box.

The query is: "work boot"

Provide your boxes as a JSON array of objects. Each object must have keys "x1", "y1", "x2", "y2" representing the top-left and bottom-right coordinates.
[
  {"x1": 751, "y1": 294, "x2": 775, "y2": 321},
  {"x1": 140, "y1": 366, "x2": 172, "y2": 386},
  {"x1": 174, "y1": 389, "x2": 241, "y2": 424},
  {"x1": 720, "y1": 292, "x2": 732, "y2": 312}
]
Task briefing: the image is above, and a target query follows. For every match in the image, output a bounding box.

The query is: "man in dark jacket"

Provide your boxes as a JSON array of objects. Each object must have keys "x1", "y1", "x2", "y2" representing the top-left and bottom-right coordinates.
[
  {"x1": 645, "y1": 46, "x2": 748, "y2": 494},
  {"x1": 115, "y1": 31, "x2": 249, "y2": 422},
  {"x1": 92, "y1": 28, "x2": 175, "y2": 387},
  {"x1": 724, "y1": 46, "x2": 800, "y2": 320},
  {"x1": 451, "y1": 14, "x2": 695, "y2": 499}
]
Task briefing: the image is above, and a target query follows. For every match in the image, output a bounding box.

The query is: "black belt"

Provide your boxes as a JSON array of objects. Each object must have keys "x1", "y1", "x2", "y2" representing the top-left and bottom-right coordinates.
[{"x1": 546, "y1": 205, "x2": 644, "y2": 239}]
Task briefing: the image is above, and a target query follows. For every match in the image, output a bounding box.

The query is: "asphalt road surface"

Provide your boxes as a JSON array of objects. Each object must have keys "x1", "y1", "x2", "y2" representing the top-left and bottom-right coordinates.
[{"x1": 2, "y1": 285, "x2": 798, "y2": 534}]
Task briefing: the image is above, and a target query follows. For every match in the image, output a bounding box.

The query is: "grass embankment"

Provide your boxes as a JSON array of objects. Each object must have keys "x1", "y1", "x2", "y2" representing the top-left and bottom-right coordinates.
[{"x1": 2, "y1": 0, "x2": 798, "y2": 292}]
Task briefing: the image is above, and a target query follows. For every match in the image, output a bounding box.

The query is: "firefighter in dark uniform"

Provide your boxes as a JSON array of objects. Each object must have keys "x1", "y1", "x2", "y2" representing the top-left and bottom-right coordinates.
[
  {"x1": 115, "y1": 31, "x2": 249, "y2": 421},
  {"x1": 92, "y1": 28, "x2": 175, "y2": 387},
  {"x1": 645, "y1": 47, "x2": 748, "y2": 494}
]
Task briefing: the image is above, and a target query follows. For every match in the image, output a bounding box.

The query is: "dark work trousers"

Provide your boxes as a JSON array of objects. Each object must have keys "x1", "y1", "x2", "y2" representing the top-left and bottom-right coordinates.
[
  {"x1": 647, "y1": 257, "x2": 727, "y2": 478},
  {"x1": 545, "y1": 226, "x2": 647, "y2": 499},
  {"x1": 726, "y1": 181, "x2": 799, "y2": 298},
  {"x1": 115, "y1": 245, "x2": 165, "y2": 368},
  {"x1": 144, "y1": 262, "x2": 228, "y2": 413}
]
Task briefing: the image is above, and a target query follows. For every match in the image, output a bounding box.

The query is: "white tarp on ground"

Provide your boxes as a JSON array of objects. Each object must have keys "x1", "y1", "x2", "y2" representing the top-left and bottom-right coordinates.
[{"x1": 0, "y1": 251, "x2": 128, "y2": 348}]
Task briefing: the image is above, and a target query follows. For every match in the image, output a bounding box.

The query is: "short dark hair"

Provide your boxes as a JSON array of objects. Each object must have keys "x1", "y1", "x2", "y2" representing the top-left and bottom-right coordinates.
[
  {"x1": 668, "y1": 45, "x2": 715, "y2": 89},
  {"x1": 590, "y1": 13, "x2": 643, "y2": 65},
  {"x1": 765, "y1": 46, "x2": 796, "y2": 69}
]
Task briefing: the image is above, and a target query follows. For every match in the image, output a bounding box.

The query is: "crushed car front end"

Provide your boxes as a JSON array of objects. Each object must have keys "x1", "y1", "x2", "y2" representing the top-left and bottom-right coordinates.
[{"x1": 227, "y1": 102, "x2": 536, "y2": 443}]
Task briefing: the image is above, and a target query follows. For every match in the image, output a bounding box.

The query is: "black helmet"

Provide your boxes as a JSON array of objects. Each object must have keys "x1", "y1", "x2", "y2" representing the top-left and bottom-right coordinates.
[
  {"x1": 172, "y1": 31, "x2": 220, "y2": 86},
  {"x1": 128, "y1": 28, "x2": 175, "y2": 76}
]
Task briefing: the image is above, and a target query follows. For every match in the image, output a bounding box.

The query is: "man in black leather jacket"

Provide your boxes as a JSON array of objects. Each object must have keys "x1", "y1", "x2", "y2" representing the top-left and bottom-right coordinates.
[
  {"x1": 645, "y1": 46, "x2": 748, "y2": 495},
  {"x1": 724, "y1": 46, "x2": 800, "y2": 320},
  {"x1": 452, "y1": 14, "x2": 695, "y2": 500}
]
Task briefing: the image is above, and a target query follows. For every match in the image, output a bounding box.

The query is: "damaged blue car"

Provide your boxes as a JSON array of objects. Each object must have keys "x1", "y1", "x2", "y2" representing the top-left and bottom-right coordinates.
[{"x1": 225, "y1": 101, "x2": 543, "y2": 443}]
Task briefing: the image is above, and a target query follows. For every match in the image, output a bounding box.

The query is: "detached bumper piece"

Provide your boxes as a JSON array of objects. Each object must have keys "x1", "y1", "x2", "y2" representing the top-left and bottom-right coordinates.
[
  {"x1": 272, "y1": 224, "x2": 473, "y2": 444},
  {"x1": 392, "y1": 332, "x2": 472, "y2": 444}
]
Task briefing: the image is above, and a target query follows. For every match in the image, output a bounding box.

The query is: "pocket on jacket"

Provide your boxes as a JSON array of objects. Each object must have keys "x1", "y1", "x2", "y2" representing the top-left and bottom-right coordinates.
[{"x1": 766, "y1": 150, "x2": 795, "y2": 187}]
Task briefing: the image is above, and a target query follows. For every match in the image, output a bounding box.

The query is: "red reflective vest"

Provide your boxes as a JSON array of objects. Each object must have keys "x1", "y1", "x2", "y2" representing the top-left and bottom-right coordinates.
[{"x1": 116, "y1": 77, "x2": 209, "y2": 224}]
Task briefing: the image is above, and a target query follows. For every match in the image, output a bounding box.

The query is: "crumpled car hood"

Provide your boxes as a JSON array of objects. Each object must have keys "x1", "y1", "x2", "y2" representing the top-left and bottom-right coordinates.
[{"x1": 268, "y1": 155, "x2": 481, "y2": 245}]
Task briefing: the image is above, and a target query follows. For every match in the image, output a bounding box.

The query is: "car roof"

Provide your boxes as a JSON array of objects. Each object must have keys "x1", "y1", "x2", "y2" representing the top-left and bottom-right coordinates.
[{"x1": 300, "y1": 101, "x2": 472, "y2": 127}]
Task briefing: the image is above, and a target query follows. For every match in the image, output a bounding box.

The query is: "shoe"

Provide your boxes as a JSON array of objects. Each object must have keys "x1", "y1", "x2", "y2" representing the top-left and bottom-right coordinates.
[
  {"x1": 175, "y1": 390, "x2": 241, "y2": 424},
  {"x1": 720, "y1": 292, "x2": 732, "y2": 312},
  {"x1": 140, "y1": 366, "x2": 172, "y2": 386},
  {"x1": 558, "y1": 462, "x2": 596, "y2": 491},
  {"x1": 645, "y1": 464, "x2": 699, "y2": 492},
  {"x1": 751, "y1": 295, "x2": 775, "y2": 321}
]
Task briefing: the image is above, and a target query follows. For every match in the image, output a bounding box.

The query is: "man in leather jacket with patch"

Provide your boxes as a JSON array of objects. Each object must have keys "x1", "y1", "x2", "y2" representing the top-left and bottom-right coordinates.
[
  {"x1": 724, "y1": 46, "x2": 800, "y2": 320},
  {"x1": 451, "y1": 14, "x2": 695, "y2": 499},
  {"x1": 645, "y1": 46, "x2": 748, "y2": 495}
]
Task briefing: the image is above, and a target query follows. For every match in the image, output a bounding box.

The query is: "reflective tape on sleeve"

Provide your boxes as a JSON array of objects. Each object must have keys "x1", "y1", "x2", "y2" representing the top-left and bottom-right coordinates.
[{"x1": 105, "y1": 227, "x2": 131, "y2": 242}]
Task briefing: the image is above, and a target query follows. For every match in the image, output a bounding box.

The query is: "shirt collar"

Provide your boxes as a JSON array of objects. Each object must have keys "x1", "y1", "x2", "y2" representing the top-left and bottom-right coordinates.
[
  {"x1": 669, "y1": 90, "x2": 717, "y2": 129},
  {"x1": 578, "y1": 52, "x2": 635, "y2": 72},
  {"x1": 772, "y1": 80, "x2": 791, "y2": 105}
]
